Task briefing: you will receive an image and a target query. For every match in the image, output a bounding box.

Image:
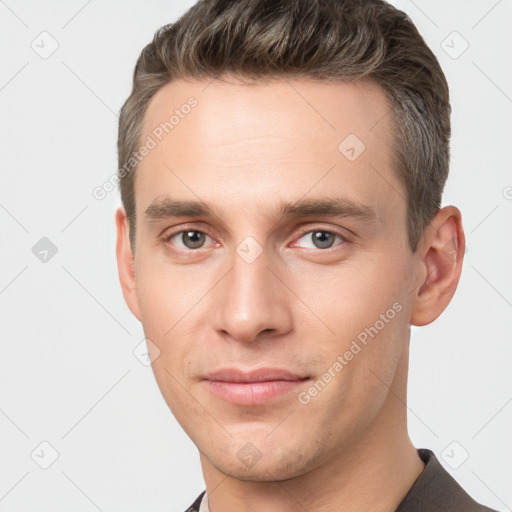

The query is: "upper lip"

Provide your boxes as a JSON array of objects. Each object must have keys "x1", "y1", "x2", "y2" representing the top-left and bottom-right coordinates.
[{"x1": 203, "y1": 367, "x2": 309, "y2": 383}]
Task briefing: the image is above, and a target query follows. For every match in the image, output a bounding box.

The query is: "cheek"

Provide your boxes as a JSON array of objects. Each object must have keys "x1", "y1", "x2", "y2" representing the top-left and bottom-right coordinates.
[
  {"x1": 291, "y1": 255, "x2": 409, "y2": 396},
  {"x1": 134, "y1": 249, "x2": 208, "y2": 333},
  {"x1": 292, "y1": 253, "x2": 407, "y2": 335},
  {"x1": 133, "y1": 256, "x2": 203, "y2": 390}
]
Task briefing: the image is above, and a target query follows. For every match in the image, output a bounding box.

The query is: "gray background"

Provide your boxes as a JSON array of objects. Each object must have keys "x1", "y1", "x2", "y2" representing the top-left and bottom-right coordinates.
[{"x1": 0, "y1": 0, "x2": 511, "y2": 510}]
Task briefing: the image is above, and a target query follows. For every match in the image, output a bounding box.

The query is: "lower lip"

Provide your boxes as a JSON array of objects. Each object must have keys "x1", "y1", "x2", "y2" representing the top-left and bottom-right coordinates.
[{"x1": 204, "y1": 379, "x2": 309, "y2": 406}]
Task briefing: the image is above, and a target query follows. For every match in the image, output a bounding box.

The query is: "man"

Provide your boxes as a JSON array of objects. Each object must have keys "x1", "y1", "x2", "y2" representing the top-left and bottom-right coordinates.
[{"x1": 115, "y1": 0, "x2": 496, "y2": 510}]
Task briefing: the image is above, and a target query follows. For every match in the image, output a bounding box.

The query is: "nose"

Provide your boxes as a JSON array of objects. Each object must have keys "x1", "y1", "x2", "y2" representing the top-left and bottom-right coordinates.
[{"x1": 210, "y1": 245, "x2": 293, "y2": 343}]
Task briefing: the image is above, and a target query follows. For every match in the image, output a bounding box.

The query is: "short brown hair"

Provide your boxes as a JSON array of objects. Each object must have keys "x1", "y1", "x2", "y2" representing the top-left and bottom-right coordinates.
[{"x1": 118, "y1": 0, "x2": 450, "y2": 251}]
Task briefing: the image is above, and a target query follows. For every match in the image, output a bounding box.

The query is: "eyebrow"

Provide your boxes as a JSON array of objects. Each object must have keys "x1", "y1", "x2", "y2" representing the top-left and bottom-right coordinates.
[{"x1": 144, "y1": 196, "x2": 376, "y2": 223}]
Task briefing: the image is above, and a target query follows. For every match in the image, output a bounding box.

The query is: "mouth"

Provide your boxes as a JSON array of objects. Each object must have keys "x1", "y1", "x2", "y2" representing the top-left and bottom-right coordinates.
[{"x1": 201, "y1": 367, "x2": 311, "y2": 406}]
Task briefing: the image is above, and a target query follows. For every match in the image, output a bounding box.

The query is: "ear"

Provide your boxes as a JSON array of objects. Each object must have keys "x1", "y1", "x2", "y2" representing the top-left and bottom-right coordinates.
[
  {"x1": 410, "y1": 205, "x2": 465, "y2": 326},
  {"x1": 115, "y1": 207, "x2": 142, "y2": 321}
]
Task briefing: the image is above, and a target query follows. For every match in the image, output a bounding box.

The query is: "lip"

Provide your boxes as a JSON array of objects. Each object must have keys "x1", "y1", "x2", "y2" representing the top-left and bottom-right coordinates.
[
  {"x1": 202, "y1": 367, "x2": 310, "y2": 406},
  {"x1": 203, "y1": 367, "x2": 308, "y2": 382}
]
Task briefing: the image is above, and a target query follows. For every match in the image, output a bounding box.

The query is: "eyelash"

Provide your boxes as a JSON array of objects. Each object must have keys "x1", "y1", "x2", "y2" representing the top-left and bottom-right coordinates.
[{"x1": 162, "y1": 226, "x2": 349, "y2": 253}]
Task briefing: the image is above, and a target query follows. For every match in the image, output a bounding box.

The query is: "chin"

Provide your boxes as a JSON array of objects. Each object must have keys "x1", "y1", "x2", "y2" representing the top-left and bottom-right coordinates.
[
  {"x1": 213, "y1": 458, "x2": 305, "y2": 482},
  {"x1": 205, "y1": 441, "x2": 319, "y2": 482}
]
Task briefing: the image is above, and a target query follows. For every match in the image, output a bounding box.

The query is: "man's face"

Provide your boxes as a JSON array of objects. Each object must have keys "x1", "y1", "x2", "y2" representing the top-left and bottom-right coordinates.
[{"x1": 121, "y1": 77, "x2": 422, "y2": 480}]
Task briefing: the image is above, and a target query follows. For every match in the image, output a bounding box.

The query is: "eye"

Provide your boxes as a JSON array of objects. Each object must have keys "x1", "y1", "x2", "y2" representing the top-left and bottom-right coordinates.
[
  {"x1": 294, "y1": 230, "x2": 345, "y2": 249},
  {"x1": 167, "y1": 230, "x2": 212, "y2": 250}
]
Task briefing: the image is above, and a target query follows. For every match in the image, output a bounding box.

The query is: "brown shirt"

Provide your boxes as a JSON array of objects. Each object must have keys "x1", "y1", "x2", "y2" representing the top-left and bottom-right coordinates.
[{"x1": 184, "y1": 449, "x2": 497, "y2": 511}]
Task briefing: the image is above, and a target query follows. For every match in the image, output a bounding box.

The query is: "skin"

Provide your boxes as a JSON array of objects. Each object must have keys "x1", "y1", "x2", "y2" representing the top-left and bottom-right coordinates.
[{"x1": 116, "y1": 76, "x2": 465, "y2": 512}]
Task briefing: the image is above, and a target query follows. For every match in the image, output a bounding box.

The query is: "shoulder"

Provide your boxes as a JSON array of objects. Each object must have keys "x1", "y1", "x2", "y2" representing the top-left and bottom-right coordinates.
[
  {"x1": 183, "y1": 450, "x2": 498, "y2": 512},
  {"x1": 395, "y1": 449, "x2": 498, "y2": 512},
  {"x1": 184, "y1": 490, "x2": 206, "y2": 512}
]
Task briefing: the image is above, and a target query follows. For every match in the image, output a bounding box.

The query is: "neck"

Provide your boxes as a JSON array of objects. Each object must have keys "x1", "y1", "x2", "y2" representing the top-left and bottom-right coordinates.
[{"x1": 200, "y1": 348, "x2": 424, "y2": 512}]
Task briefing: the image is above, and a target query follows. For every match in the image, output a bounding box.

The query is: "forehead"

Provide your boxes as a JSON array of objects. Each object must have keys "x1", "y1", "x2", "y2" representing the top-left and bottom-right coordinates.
[
  {"x1": 135, "y1": 76, "x2": 404, "y2": 225},
  {"x1": 142, "y1": 76, "x2": 391, "y2": 152}
]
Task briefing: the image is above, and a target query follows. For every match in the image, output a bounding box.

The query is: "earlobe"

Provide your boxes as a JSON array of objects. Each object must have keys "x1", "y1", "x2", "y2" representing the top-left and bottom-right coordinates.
[
  {"x1": 115, "y1": 207, "x2": 142, "y2": 321},
  {"x1": 410, "y1": 206, "x2": 465, "y2": 327}
]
